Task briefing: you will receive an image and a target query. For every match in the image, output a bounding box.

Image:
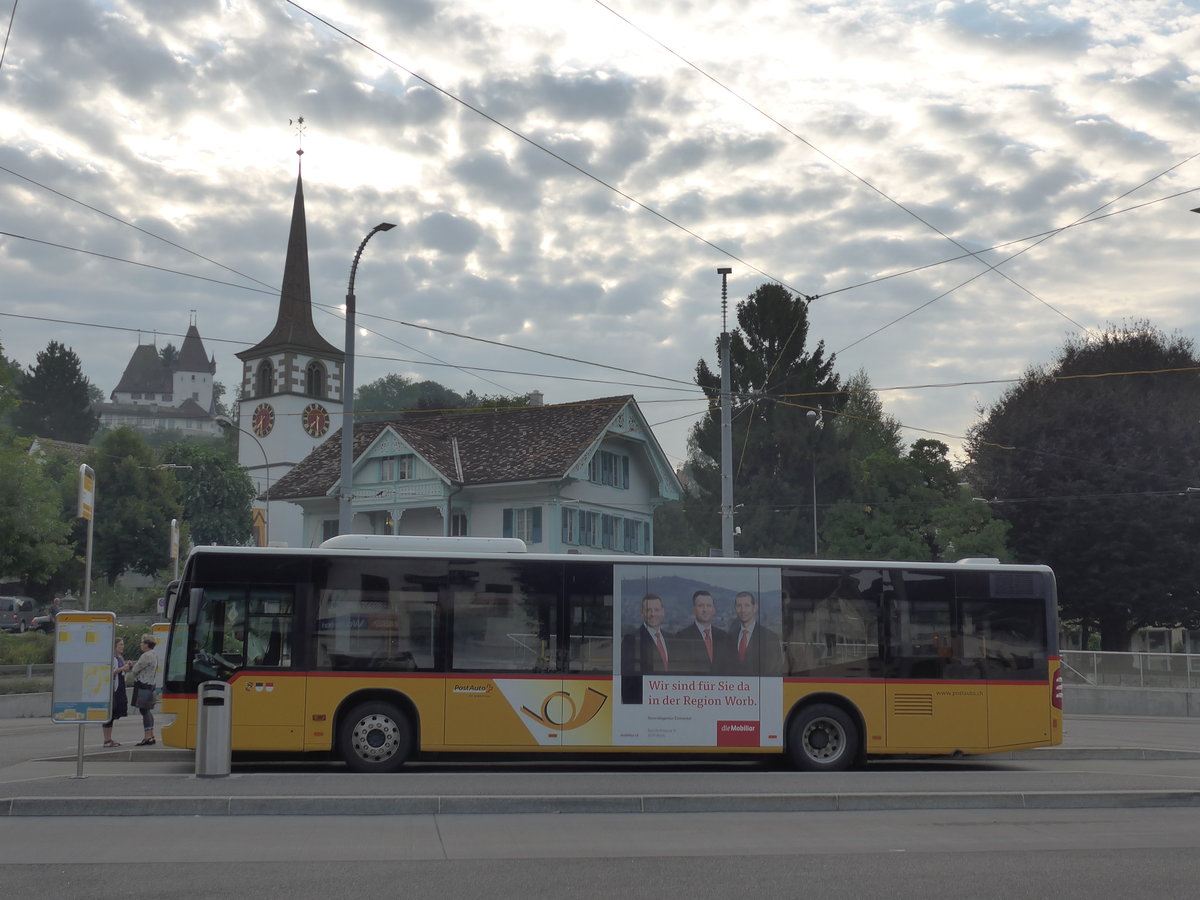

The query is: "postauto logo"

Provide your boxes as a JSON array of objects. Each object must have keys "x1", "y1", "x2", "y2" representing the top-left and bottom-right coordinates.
[{"x1": 521, "y1": 687, "x2": 608, "y2": 731}]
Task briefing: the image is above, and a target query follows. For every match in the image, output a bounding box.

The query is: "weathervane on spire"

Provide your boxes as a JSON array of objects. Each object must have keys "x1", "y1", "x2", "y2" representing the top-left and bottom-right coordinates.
[{"x1": 289, "y1": 116, "x2": 306, "y2": 157}]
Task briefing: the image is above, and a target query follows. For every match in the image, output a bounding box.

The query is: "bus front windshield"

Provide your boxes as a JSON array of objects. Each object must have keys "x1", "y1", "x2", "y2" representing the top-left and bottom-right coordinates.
[{"x1": 189, "y1": 586, "x2": 295, "y2": 682}]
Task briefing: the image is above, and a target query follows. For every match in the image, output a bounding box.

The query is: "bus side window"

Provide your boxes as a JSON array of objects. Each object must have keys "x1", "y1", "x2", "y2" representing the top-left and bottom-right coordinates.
[{"x1": 450, "y1": 560, "x2": 561, "y2": 673}]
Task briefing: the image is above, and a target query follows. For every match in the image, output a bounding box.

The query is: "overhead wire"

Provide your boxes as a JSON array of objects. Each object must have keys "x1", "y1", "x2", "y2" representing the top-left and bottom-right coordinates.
[
  {"x1": 837, "y1": 152, "x2": 1200, "y2": 354},
  {"x1": 587, "y1": 0, "x2": 1095, "y2": 356},
  {"x1": 0, "y1": 0, "x2": 16, "y2": 72},
  {"x1": 283, "y1": 0, "x2": 813, "y2": 301}
]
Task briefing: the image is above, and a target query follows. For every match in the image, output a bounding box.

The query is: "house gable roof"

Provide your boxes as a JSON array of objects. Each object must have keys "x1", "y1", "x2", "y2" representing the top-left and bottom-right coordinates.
[{"x1": 267, "y1": 396, "x2": 650, "y2": 501}]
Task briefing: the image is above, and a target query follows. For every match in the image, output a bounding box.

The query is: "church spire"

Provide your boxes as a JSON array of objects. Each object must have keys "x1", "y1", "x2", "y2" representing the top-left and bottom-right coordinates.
[{"x1": 237, "y1": 144, "x2": 342, "y2": 361}]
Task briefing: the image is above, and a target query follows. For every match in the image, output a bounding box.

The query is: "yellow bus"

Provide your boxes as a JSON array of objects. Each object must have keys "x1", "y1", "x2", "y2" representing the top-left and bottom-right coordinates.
[{"x1": 161, "y1": 536, "x2": 1062, "y2": 771}]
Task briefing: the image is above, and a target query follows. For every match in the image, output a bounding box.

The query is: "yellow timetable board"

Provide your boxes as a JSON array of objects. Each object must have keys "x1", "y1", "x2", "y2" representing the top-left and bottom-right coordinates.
[{"x1": 51, "y1": 611, "x2": 117, "y2": 723}]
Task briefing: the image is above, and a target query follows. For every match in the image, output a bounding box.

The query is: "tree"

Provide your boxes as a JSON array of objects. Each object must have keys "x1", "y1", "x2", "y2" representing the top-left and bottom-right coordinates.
[
  {"x1": 213, "y1": 381, "x2": 234, "y2": 419},
  {"x1": 91, "y1": 428, "x2": 182, "y2": 584},
  {"x1": 822, "y1": 439, "x2": 1009, "y2": 561},
  {"x1": 0, "y1": 434, "x2": 74, "y2": 583},
  {"x1": 13, "y1": 341, "x2": 100, "y2": 443},
  {"x1": 460, "y1": 391, "x2": 534, "y2": 411},
  {"x1": 688, "y1": 284, "x2": 899, "y2": 557},
  {"x1": 965, "y1": 322, "x2": 1200, "y2": 650},
  {"x1": 0, "y1": 338, "x2": 21, "y2": 423},
  {"x1": 160, "y1": 442, "x2": 256, "y2": 546},
  {"x1": 355, "y1": 374, "x2": 467, "y2": 422}
]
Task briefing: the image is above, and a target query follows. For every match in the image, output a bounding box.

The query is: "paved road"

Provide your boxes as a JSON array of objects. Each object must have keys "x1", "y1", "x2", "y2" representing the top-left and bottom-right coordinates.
[
  {"x1": 3, "y1": 808, "x2": 1198, "y2": 899},
  {"x1": 1, "y1": 714, "x2": 1199, "y2": 816}
]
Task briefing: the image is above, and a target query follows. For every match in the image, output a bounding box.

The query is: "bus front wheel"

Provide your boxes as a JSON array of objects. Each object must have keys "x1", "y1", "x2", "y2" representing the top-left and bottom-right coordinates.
[
  {"x1": 338, "y1": 701, "x2": 412, "y2": 773},
  {"x1": 787, "y1": 703, "x2": 858, "y2": 772}
]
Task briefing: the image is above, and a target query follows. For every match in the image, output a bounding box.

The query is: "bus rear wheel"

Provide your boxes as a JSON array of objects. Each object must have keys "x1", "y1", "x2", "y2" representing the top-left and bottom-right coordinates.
[
  {"x1": 338, "y1": 701, "x2": 412, "y2": 773},
  {"x1": 787, "y1": 703, "x2": 858, "y2": 772}
]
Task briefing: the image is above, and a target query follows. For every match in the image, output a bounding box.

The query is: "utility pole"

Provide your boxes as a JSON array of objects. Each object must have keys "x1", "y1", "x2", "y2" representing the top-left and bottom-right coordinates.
[{"x1": 718, "y1": 267, "x2": 735, "y2": 557}]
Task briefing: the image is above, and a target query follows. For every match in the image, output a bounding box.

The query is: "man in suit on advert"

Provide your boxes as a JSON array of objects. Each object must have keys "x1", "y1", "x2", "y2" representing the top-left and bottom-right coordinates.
[
  {"x1": 728, "y1": 590, "x2": 784, "y2": 677},
  {"x1": 673, "y1": 590, "x2": 728, "y2": 675},
  {"x1": 620, "y1": 593, "x2": 673, "y2": 704}
]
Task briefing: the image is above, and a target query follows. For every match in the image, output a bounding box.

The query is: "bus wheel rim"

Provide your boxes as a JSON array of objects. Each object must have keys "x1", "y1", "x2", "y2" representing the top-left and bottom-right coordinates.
[
  {"x1": 803, "y1": 718, "x2": 844, "y2": 761},
  {"x1": 351, "y1": 713, "x2": 400, "y2": 762}
]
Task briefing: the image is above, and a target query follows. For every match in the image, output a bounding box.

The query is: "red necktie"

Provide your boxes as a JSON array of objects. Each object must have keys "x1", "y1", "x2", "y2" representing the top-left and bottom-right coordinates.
[
  {"x1": 738, "y1": 628, "x2": 749, "y2": 662},
  {"x1": 703, "y1": 627, "x2": 712, "y2": 661},
  {"x1": 655, "y1": 631, "x2": 668, "y2": 669}
]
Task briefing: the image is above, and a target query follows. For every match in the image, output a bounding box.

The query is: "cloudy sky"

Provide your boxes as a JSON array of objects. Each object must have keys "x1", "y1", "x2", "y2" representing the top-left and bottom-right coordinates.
[{"x1": 3, "y1": 0, "x2": 1199, "y2": 469}]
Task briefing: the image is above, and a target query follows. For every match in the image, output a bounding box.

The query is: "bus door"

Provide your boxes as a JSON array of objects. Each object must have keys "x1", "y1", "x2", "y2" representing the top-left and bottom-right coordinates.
[
  {"x1": 192, "y1": 586, "x2": 304, "y2": 751},
  {"x1": 560, "y1": 562, "x2": 616, "y2": 748},
  {"x1": 443, "y1": 559, "x2": 565, "y2": 748},
  {"x1": 884, "y1": 573, "x2": 987, "y2": 750}
]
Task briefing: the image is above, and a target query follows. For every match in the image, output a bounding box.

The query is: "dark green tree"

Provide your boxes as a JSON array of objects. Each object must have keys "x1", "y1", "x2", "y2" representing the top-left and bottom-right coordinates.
[
  {"x1": 91, "y1": 428, "x2": 182, "y2": 584},
  {"x1": 160, "y1": 442, "x2": 256, "y2": 546},
  {"x1": 213, "y1": 381, "x2": 233, "y2": 419},
  {"x1": 689, "y1": 284, "x2": 899, "y2": 557},
  {"x1": 0, "y1": 434, "x2": 74, "y2": 582},
  {"x1": 355, "y1": 374, "x2": 467, "y2": 422},
  {"x1": 965, "y1": 322, "x2": 1200, "y2": 650},
  {"x1": 159, "y1": 343, "x2": 179, "y2": 369},
  {"x1": 0, "y1": 338, "x2": 22, "y2": 423},
  {"x1": 13, "y1": 341, "x2": 100, "y2": 443},
  {"x1": 822, "y1": 439, "x2": 1009, "y2": 561},
  {"x1": 460, "y1": 391, "x2": 534, "y2": 411}
]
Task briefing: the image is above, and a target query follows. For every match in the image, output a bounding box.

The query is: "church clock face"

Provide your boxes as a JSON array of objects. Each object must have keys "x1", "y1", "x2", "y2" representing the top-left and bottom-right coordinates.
[
  {"x1": 301, "y1": 402, "x2": 330, "y2": 438},
  {"x1": 251, "y1": 403, "x2": 275, "y2": 438}
]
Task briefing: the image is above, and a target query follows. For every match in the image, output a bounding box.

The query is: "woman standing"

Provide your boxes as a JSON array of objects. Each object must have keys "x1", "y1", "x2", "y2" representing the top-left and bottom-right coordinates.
[
  {"x1": 101, "y1": 637, "x2": 132, "y2": 747},
  {"x1": 129, "y1": 634, "x2": 159, "y2": 746}
]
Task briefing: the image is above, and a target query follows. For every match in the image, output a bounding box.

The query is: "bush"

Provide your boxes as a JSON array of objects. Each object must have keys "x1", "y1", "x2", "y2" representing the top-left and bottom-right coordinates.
[
  {"x1": 0, "y1": 632, "x2": 53, "y2": 666},
  {"x1": 0, "y1": 676, "x2": 51, "y2": 695}
]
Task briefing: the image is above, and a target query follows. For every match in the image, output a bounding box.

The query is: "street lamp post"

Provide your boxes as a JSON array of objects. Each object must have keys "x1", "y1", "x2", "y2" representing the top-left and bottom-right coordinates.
[
  {"x1": 339, "y1": 222, "x2": 396, "y2": 536},
  {"x1": 217, "y1": 415, "x2": 270, "y2": 546},
  {"x1": 806, "y1": 406, "x2": 823, "y2": 556}
]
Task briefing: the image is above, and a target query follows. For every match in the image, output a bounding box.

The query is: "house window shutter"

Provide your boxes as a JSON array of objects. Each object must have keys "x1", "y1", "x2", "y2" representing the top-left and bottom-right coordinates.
[
  {"x1": 621, "y1": 456, "x2": 630, "y2": 489},
  {"x1": 502, "y1": 508, "x2": 513, "y2": 538},
  {"x1": 531, "y1": 508, "x2": 542, "y2": 544}
]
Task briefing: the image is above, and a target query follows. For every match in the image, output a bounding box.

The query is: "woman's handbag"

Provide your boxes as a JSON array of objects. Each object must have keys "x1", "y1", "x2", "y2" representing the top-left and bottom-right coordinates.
[{"x1": 132, "y1": 682, "x2": 156, "y2": 709}]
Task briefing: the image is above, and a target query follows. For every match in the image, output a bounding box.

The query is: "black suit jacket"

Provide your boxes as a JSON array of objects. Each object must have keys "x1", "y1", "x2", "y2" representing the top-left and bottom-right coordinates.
[
  {"x1": 620, "y1": 626, "x2": 672, "y2": 704},
  {"x1": 673, "y1": 622, "x2": 729, "y2": 675},
  {"x1": 728, "y1": 623, "x2": 784, "y2": 677}
]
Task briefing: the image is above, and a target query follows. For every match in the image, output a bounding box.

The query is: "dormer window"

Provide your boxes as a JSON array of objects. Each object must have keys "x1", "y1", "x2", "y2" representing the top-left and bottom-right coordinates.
[
  {"x1": 379, "y1": 455, "x2": 415, "y2": 481},
  {"x1": 588, "y1": 450, "x2": 630, "y2": 488}
]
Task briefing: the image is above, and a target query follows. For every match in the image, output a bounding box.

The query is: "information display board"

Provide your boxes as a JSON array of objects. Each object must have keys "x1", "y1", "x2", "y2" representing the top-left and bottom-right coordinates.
[{"x1": 52, "y1": 611, "x2": 117, "y2": 723}]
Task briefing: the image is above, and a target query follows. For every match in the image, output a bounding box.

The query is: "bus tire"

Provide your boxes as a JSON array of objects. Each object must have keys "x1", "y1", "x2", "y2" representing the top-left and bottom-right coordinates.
[
  {"x1": 787, "y1": 703, "x2": 858, "y2": 772},
  {"x1": 338, "y1": 701, "x2": 412, "y2": 773}
]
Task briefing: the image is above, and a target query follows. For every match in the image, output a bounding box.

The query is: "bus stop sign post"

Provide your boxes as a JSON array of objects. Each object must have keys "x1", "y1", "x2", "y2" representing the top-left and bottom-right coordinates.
[
  {"x1": 52, "y1": 612, "x2": 116, "y2": 778},
  {"x1": 69, "y1": 465, "x2": 100, "y2": 775}
]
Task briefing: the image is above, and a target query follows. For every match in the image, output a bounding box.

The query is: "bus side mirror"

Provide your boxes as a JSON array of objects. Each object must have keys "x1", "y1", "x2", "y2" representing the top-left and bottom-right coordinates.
[{"x1": 187, "y1": 588, "x2": 204, "y2": 627}]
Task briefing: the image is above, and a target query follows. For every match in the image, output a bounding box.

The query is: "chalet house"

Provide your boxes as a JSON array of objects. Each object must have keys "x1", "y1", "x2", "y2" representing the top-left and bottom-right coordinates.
[{"x1": 266, "y1": 395, "x2": 681, "y2": 552}]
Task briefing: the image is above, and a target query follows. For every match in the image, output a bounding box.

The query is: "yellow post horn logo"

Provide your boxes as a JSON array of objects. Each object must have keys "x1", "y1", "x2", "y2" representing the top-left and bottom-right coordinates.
[{"x1": 521, "y1": 687, "x2": 607, "y2": 731}]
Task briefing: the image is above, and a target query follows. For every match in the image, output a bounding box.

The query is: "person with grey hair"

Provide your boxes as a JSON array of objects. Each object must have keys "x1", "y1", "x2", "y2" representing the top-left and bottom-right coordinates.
[{"x1": 129, "y1": 634, "x2": 159, "y2": 746}]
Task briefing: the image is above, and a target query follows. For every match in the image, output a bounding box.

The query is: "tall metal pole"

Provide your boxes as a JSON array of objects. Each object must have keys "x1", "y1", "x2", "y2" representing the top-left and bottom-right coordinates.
[
  {"x1": 807, "y1": 407, "x2": 823, "y2": 556},
  {"x1": 216, "y1": 416, "x2": 270, "y2": 546},
  {"x1": 339, "y1": 223, "x2": 396, "y2": 535},
  {"x1": 718, "y1": 267, "x2": 735, "y2": 557}
]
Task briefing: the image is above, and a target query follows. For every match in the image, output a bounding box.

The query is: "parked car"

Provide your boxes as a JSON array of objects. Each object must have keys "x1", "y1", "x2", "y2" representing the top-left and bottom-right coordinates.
[{"x1": 0, "y1": 596, "x2": 35, "y2": 633}]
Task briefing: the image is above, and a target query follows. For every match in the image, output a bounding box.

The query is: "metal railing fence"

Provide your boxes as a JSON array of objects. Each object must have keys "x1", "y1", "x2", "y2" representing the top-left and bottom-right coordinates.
[{"x1": 1061, "y1": 650, "x2": 1200, "y2": 690}]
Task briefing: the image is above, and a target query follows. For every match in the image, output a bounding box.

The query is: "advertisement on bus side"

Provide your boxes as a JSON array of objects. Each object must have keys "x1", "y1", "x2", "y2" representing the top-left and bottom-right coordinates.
[{"x1": 612, "y1": 564, "x2": 784, "y2": 748}]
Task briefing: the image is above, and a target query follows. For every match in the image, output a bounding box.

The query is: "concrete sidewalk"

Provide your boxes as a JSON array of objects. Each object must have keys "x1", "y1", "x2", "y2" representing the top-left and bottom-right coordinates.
[{"x1": 2, "y1": 714, "x2": 1199, "y2": 817}]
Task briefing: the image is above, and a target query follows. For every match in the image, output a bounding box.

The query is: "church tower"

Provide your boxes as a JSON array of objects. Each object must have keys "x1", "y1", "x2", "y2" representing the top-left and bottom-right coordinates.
[{"x1": 235, "y1": 150, "x2": 345, "y2": 547}]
